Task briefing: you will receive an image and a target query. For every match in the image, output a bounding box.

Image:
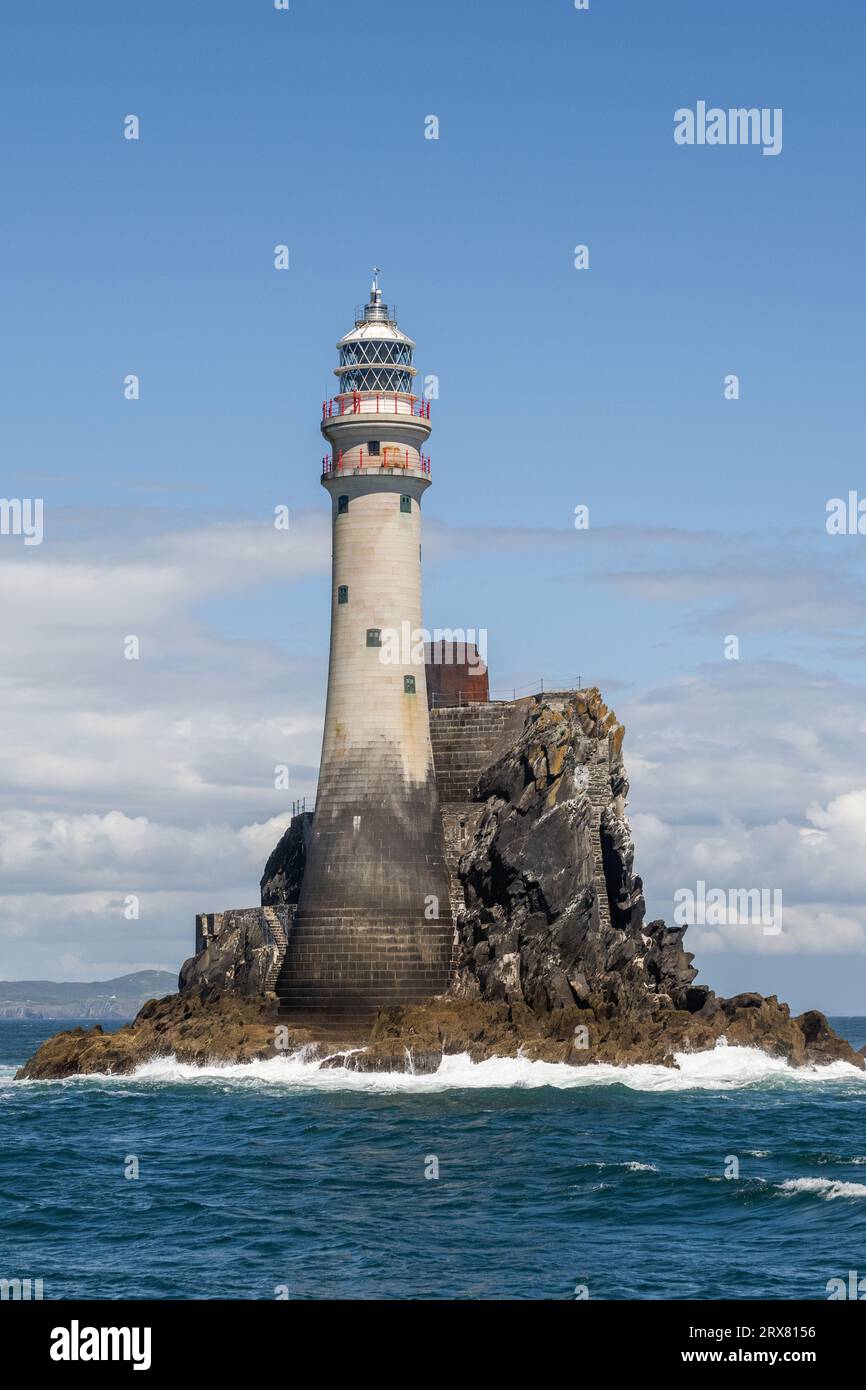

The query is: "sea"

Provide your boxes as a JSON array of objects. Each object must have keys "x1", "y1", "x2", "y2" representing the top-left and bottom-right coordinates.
[{"x1": 2, "y1": 1017, "x2": 865, "y2": 1301}]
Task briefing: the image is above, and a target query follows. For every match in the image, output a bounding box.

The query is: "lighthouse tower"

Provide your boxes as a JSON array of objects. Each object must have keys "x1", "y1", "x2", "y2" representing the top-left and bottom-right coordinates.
[{"x1": 276, "y1": 274, "x2": 454, "y2": 1030}]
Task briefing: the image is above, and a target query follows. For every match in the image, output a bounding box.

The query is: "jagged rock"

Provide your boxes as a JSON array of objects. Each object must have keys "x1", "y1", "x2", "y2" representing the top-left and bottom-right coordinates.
[
  {"x1": 178, "y1": 911, "x2": 280, "y2": 999},
  {"x1": 434, "y1": 692, "x2": 860, "y2": 1071},
  {"x1": 796, "y1": 1008, "x2": 860, "y2": 1066},
  {"x1": 260, "y1": 812, "x2": 312, "y2": 906},
  {"x1": 15, "y1": 992, "x2": 317, "y2": 1080},
  {"x1": 451, "y1": 697, "x2": 698, "y2": 1016}
]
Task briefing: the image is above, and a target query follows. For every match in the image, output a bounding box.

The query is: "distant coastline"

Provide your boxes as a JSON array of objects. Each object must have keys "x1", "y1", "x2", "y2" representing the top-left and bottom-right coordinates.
[{"x1": 0, "y1": 970, "x2": 176, "y2": 1020}]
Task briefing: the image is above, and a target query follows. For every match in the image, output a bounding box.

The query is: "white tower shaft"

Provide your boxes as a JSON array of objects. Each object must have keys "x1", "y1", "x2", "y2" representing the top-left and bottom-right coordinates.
[{"x1": 277, "y1": 283, "x2": 453, "y2": 1029}]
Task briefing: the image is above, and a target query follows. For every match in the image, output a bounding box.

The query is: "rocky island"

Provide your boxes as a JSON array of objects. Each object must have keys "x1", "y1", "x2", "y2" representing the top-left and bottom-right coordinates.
[{"x1": 17, "y1": 690, "x2": 862, "y2": 1080}]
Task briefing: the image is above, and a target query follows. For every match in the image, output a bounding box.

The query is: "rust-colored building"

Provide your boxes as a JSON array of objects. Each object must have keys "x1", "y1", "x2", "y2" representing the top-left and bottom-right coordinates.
[{"x1": 425, "y1": 640, "x2": 489, "y2": 708}]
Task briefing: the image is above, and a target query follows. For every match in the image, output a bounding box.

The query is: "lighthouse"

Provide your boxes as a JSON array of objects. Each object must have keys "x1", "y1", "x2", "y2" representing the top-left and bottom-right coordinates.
[{"x1": 276, "y1": 275, "x2": 454, "y2": 1030}]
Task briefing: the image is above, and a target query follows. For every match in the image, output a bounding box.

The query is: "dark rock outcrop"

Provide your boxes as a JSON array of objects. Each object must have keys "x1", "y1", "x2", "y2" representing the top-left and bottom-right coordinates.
[
  {"x1": 179, "y1": 909, "x2": 287, "y2": 999},
  {"x1": 260, "y1": 811, "x2": 312, "y2": 906},
  {"x1": 450, "y1": 695, "x2": 697, "y2": 1015}
]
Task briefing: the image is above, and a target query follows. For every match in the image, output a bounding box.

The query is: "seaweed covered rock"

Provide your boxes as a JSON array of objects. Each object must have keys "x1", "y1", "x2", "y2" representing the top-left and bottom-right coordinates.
[{"x1": 15, "y1": 992, "x2": 316, "y2": 1080}]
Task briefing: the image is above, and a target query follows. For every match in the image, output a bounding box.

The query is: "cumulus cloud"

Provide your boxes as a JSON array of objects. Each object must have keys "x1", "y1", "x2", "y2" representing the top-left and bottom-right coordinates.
[
  {"x1": 0, "y1": 809, "x2": 292, "y2": 895},
  {"x1": 0, "y1": 508, "x2": 327, "y2": 976},
  {"x1": 623, "y1": 666, "x2": 866, "y2": 955}
]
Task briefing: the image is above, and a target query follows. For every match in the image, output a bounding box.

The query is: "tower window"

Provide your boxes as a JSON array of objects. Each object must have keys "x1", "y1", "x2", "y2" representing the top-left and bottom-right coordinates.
[
  {"x1": 337, "y1": 585, "x2": 348, "y2": 604},
  {"x1": 338, "y1": 495, "x2": 349, "y2": 514},
  {"x1": 400, "y1": 495, "x2": 411, "y2": 513},
  {"x1": 366, "y1": 628, "x2": 381, "y2": 647},
  {"x1": 368, "y1": 440, "x2": 381, "y2": 456},
  {"x1": 404, "y1": 675, "x2": 416, "y2": 695}
]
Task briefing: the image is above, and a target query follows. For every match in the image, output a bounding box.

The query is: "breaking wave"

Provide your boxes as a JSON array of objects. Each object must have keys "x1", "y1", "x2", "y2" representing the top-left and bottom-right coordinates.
[
  {"x1": 11, "y1": 1038, "x2": 866, "y2": 1094},
  {"x1": 777, "y1": 1177, "x2": 866, "y2": 1200}
]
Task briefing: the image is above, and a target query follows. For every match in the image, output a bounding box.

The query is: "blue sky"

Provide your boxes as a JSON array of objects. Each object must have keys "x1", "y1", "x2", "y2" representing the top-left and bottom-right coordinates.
[{"x1": 1, "y1": 0, "x2": 865, "y2": 1010}]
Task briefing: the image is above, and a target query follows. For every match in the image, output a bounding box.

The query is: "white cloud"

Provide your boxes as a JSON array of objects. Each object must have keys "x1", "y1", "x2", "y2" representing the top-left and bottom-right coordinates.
[
  {"x1": 0, "y1": 510, "x2": 326, "y2": 976},
  {"x1": 623, "y1": 667, "x2": 866, "y2": 955},
  {"x1": 0, "y1": 809, "x2": 292, "y2": 895}
]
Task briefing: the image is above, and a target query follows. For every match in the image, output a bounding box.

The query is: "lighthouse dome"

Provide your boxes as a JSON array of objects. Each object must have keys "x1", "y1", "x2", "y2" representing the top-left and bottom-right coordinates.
[{"x1": 334, "y1": 273, "x2": 417, "y2": 395}]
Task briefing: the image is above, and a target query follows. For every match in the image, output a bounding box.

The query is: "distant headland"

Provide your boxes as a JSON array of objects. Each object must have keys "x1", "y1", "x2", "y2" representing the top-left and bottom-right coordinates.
[{"x1": 1, "y1": 970, "x2": 176, "y2": 1021}]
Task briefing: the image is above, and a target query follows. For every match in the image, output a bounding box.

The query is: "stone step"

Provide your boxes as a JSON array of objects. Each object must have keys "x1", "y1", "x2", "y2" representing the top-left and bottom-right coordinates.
[
  {"x1": 278, "y1": 957, "x2": 451, "y2": 969},
  {"x1": 278, "y1": 990, "x2": 447, "y2": 1002},
  {"x1": 279, "y1": 973, "x2": 453, "y2": 984},
  {"x1": 288, "y1": 929, "x2": 452, "y2": 939},
  {"x1": 287, "y1": 922, "x2": 458, "y2": 934},
  {"x1": 283, "y1": 943, "x2": 453, "y2": 955},
  {"x1": 286, "y1": 927, "x2": 454, "y2": 939},
  {"x1": 277, "y1": 988, "x2": 446, "y2": 1002},
  {"x1": 282, "y1": 954, "x2": 452, "y2": 964},
  {"x1": 261, "y1": 906, "x2": 293, "y2": 990},
  {"x1": 293, "y1": 910, "x2": 447, "y2": 921}
]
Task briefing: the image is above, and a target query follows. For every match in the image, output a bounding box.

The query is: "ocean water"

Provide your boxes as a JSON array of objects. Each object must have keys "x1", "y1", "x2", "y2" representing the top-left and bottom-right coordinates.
[{"x1": 2, "y1": 1017, "x2": 865, "y2": 1301}]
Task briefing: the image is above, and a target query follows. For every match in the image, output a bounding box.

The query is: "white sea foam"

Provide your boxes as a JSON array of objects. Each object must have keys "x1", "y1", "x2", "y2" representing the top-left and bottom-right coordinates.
[
  {"x1": 11, "y1": 1039, "x2": 866, "y2": 1094},
  {"x1": 777, "y1": 1177, "x2": 866, "y2": 1200},
  {"x1": 588, "y1": 1160, "x2": 658, "y2": 1172}
]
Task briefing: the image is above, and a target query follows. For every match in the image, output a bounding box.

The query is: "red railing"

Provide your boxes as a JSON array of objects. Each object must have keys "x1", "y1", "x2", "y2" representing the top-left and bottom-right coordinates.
[
  {"x1": 322, "y1": 392, "x2": 431, "y2": 421},
  {"x1": 322, "y1": 451, "x2": 431, "y2": 476}
]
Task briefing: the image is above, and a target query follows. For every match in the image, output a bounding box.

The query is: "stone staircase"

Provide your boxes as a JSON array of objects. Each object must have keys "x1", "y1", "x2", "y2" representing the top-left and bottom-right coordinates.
[
  {"x1": 429, "y1": 701, "x2": 526, "y2": 804},
  {"x1": 275, "y1": 910, "x2": 454, "y2": 1035},
  {"x1": 262, "y1": 905, "x2": 292, "y2": 992},
  {"x1": 586, "y1": 745, "x2": 613, "y2": 931}
]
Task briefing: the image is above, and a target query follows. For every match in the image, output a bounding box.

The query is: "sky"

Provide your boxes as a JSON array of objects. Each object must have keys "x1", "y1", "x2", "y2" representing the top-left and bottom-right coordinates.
[{"x1": 1, "y1": 0, "x2": 865, "y2": 1011}]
